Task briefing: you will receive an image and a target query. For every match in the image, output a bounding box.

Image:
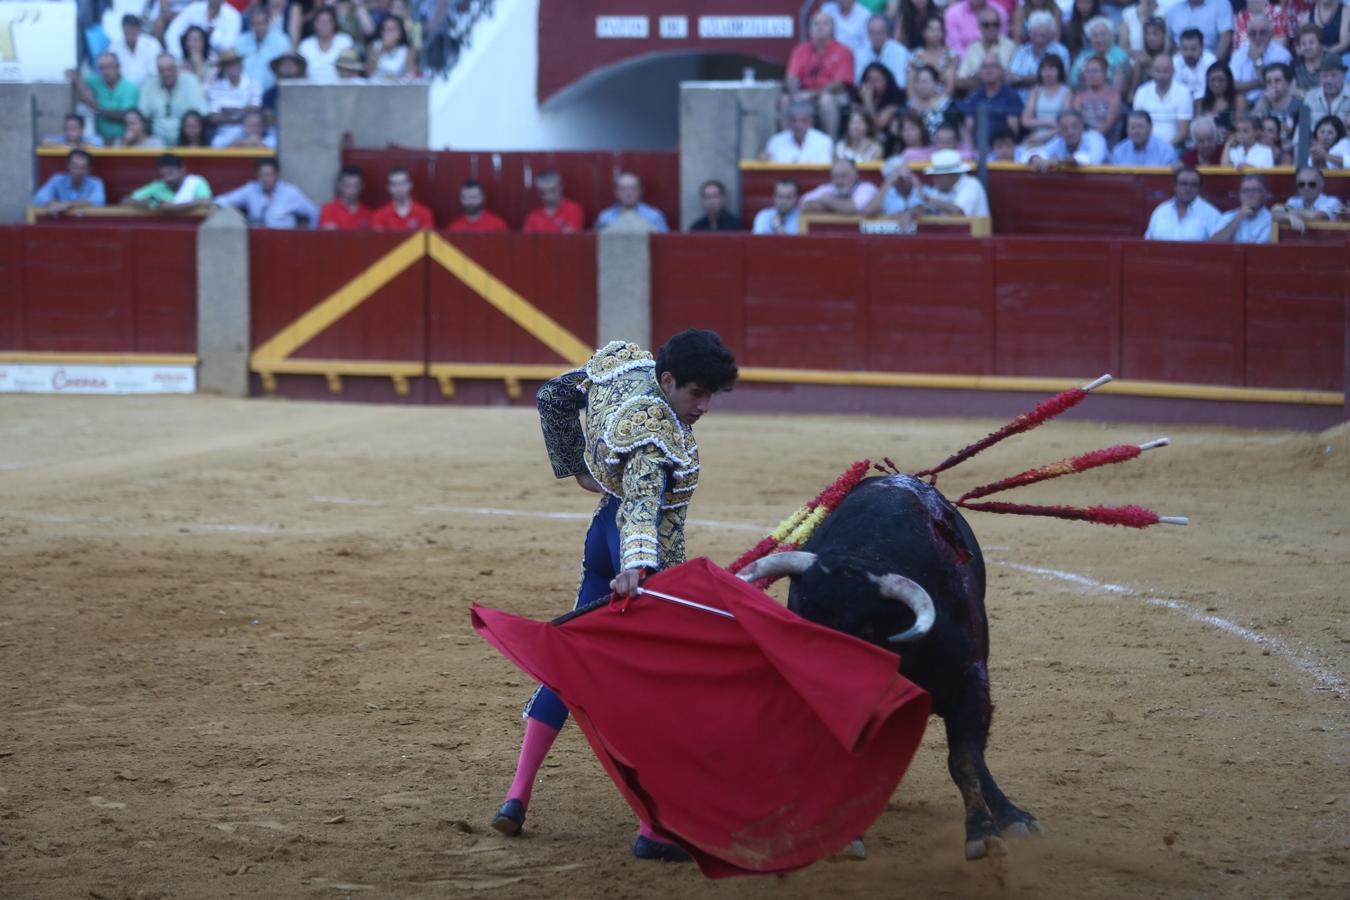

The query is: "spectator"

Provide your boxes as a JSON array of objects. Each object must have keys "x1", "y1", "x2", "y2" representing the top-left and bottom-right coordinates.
[
  {"x1": 371, "y1": 167, "x2": 435, "y2": 230},
  {"x1": 945, "y1": 0, "x2": 1008, "y2": 57},
  {"x1": 917, "y1": 148, "x2": 990, "y2": 216},
  {"x1": 823, "y1": 0, "x2": 873, "y2": 58},
  {"x1": 1197, "y1": 61, "x2": 1241, "y2": 138},
  {"x1": 1251, "y1": 63, "x2": 1304, "y2": 150},
  {"x1": 126, "y1": 152, "x2": 213, "y2": 211},
  {"x1": 1014, "y1": 0, "x2": 1063, "y2": 45},
  {"x1": 960, "y1": 54, "x2": 1024, "y2": 140},
  {"x1": 387, "y1": 0, "x2": 423, "y2": 58},
  {"x1": 1134, "y1": 55, "x2": 1194, "y2": 146},
  {"x1": 446, "y1": 179, "x2": 508, "y2": 232},
  {"x1": 1272, "y1": 167, "x2": 1344, "y2": 232},
  {"x1": 335, "y1": 48, "x2": 368, "y2": 82},
  {"x1": 287, "y1": 0, "x2": 322, "y2": 46},
  {"x1": 1210, "y1": 174, "x2": 1274, "y2": 242},
  {"x1": 299, "y1": 7, "x2": 355, "y2": 83},
  {"x1": 861, "y1": 155, "x2": 924, "y2": 226},
  {"x1": 906, "y1": 64, "x2": 964, "y2": 141},
  {"x1": 237, "y1": 6, "x2": 291, "y2": 92},
  {"x1": 1291, "y1": 23, "x2": 1335, "y2": 91},
  {"x1": 44, "y1": 113, "x2": 102, "y2": 148},
  {"x1": 108, "y1": 15, "x2": 163, "y2": 86},
  {"x1": 1065, "y1": 0, "x2": 1103, "y2": 60},
  {"x1": 1305, "y1": 57, "x2": 1350, "y2": 122},
  {"x1": 116, "y1": 109, "x2": 164, "y2": 148},
  {"x1": 909, "y1": 17, "x2": 958, "y2": 95},
  {"x1": 1108, "y1": 110, "x2": 1178, "y2": 164},
  {"x1": 32, "y1": 149, "x2": 106, "y2": 213},
  {"x1": 595, "y1": 173, "x2": 669, "y2": 232},
  {"x1": 1220, "y1": 115, "x2": 1276, "y2": 166},
  {"x1": 212, "y1": 107, "x2": 275, "y2": 148},
  {"x1": 837, "y1": 110, "x2": 885, "y2": 162},
  {"x1": 1181, "y1": 115, "x2": 1225, "y2": 164},
  {"x1": 1259, "y1": 113, "x2": 1290, "y2": 164},
  {"x1": 367, "y1": 14, "x2": 416, "y2": 81},
  {"x1": 894, "y1": 111, "x2": 935, "y2": 163},
  {"x1": 522, "y1": 171, "x2": 585, "y2": 233},
  {"x1": 319, "y1": 166, "x2": 373, "y2": 230},
  {"x1": 333, "y1": 0, "x2": 375, "y2": 47},
  {"x1": 1303, "y1": 0, "x2": 1350, "y2": 62},
  {"x1": 1173, "y1": 28, "x2": 1218, "y2": 99},
  {"x1": 855, "y1": 14, "x2": 910, "y2": 87},
  {"x1": 1232, "y1": 15, "x2": 1293, "y2": 102},
  {"x1": 1307, "y1": 115, "x2": 1348, "y2": 168},
  {"x1": 762, "y1": 102, "x2": 834, "y2": 163},
  {"x1": 751, "y1": 179, "x2": 802, "y2": 234},
  {"x1": 1008, "y1": 11, "x2": 1071, "y2": 99},
  {"x1": 70, "y1": 52, "x2": 139, "y2": 146},
  {"x1": 1165, "y1": 0, "x2": 1234, "y2": 59},
  {"x1": 1028, "y1": 108, "x2": 1109, "y2": 168},
  {"x1": 1072, "y1": 57, "x2": 1124, "y2": 140},
  {"x1": 1127, "y1": 17, "x2": 1175, "y2": 97},
  {"x1": 1069, "y1": 16, "x2": 1131, "y2": 93},
  {"x1": 264, "y1": 52, "x2": 306, "y2": 112},
  {"x1": 178, "y1": 110, "x2": 210, "y2": 146},
  {"x1": 990, "y1": 126, "x2": 1018, "y2": 160},
  {"x1": 214, "y1": 157, "x2": 318, "y2": 228},
  {"x1": 166, "y1": 0, "x2": 243, "y2": 58},
  {"x1": 858, "y1": 63, "x2": 907, "y2": 151},
  {"x1": 898, "y1": 0, "x2": 942, "y2": 51},
  {"x1": 139, "y1": 54, "x2": 208, "y2": 146},
  {"x1": 263, "y1": 0, "x2": 289, "y2": 36},
  {"x1": 688, "y1": 179, "x2": 744, "y2": 231},
  {"x1": 957, "y1": 8, "x2": 1017, "y2": 93},
  {"x1": 800, "y1": 159, "x2": 880, "y2": 214},
  {"x1": 1144, "y1": 167, "x2": 1221, "y2": 240},
  {"x1": 1119, "y1": 0, "x2": 1161, "y2": 53},
  {"x1": 1021, "y1": 54, "x2": 1071, "y2": 146},
  {"x1": 786, "y1": 12, "x2": 855, "y2": 140},
  {"x1": 177, "y1": 26, "x2": 216, "y2": 83},
  {"x1": 1235, "y1": 0, "x2": 1294, "y2": 51},
  {"x1": 207, "y1": 50, "x2": 261, "y2": 129}
]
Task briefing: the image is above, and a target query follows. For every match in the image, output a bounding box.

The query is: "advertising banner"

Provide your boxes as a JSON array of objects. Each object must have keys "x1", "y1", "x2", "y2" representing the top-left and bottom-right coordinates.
[
  {"x1": 0, "y1": 363, "x2": 196, "y2": 394},
  {"x1": 0, "y1": 1, "x2": 78, "y2": 82}
]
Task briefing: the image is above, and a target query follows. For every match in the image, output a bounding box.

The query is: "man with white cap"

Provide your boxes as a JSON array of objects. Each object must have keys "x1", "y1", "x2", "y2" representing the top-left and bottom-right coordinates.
[{"x1": 918, "y1": 149, "x2": 989, "y2": 217}]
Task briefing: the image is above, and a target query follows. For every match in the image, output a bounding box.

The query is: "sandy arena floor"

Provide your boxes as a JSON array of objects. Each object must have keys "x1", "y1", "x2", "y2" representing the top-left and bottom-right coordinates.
[{"x1": 0, "y1": 395, "x2": 1347, "y2": 900}]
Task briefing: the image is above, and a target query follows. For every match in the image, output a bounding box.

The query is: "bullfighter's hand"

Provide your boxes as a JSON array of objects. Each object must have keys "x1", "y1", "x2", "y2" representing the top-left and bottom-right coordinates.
[
  {"x1": 610, "y1": 568, "x2": 646, "y2": 598},
  {"x1": 575, "y1": 473, "x2": 603, "y2": 493}
]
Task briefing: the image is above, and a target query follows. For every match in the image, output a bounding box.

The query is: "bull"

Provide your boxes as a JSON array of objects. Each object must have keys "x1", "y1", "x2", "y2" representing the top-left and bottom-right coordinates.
[{"x1": 737, "y1": 472, "x2": 1040, "y2": 861}]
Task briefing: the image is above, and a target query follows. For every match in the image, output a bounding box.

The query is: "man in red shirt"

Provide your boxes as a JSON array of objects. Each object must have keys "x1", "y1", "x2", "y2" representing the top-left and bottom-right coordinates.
[
  {"x1": 370, "y1": 167, "x2": 436, "y2": 231},
  {"x1": 785, "y1": 11, "x2": 855, "y2": 139},
  {"x1": 318, "y1": 166, "x2": 372, "y2": 230},
  {"x1": 446, "y1": 179, "x2": 509, "y2": 232},
  {"x1": 521, "y1": 171, "x2": 585, "y2": 233}
]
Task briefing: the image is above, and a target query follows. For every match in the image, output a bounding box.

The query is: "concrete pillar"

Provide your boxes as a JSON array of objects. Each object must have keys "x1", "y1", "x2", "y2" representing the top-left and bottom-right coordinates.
[
  {"x1": 678, "y1": 81, "x2": 782, "y2": 231},
  {"x1": 277, "y1": 83, "x2": 430, "y2": 214},
  {"x1": 196, "y1": 208, "x2": 252, "y2": 397},
  {"x1": 0, "y1": 82, "x2": 70, "y2": 224},
  {"x1": 596, "y1": 217, "x2": 652, "y2": 348}
]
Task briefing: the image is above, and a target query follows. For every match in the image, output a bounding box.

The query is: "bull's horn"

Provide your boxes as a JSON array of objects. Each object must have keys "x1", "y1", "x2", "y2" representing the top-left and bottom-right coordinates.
[
  {"x1": 736, "y1": 551, "x2": 818, "y2": 585},
  {"x1": 870, "y1": 573, "x2": 936, "y2": 643}
]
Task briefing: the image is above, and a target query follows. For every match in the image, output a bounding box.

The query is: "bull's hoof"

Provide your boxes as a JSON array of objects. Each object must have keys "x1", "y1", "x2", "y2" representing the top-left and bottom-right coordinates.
[
  {"x1": 964, "y1": 834, "x2": 1007, "y2": 861},
  {"x1": 831, "y1": 838, "x2": 867, "y2": 861}
]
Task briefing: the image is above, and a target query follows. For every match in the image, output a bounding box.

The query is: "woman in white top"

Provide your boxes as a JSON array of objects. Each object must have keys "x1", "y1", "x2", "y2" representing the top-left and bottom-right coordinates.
[
  {"x1": 1308, "y1": 115, "x2": 1348, "y2": 169},
  {"x1": 1118, "y1": 0, "x2": 1159, "y2": 54},
  {"x1": 298, "y1": 7, "x2": 353, "y2": 83},
  {"x1": 835, "y1": 109, "x2": 884, "y2": 162},
  {"x1": 366, "y1": 14, "x2": 415, "y2": 82},
  {"x1": 1021, "y1": 54, "x2": 1071, "y2": 146}
]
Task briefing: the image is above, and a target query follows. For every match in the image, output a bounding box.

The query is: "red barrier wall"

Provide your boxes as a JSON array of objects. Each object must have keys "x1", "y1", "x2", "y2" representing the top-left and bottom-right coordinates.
[
  {"x1": 341, "y1": 149, "x2": 679, "y2": 233},
  {"x1": 36, "y1": 150, "x2": 266, "y2": 208},
  {"x1": 651, "y1": 234, "x2": 1347, "y2": 392},
  {"x1": 0, "y1": 225, "x2": 196, "y2": 353}
]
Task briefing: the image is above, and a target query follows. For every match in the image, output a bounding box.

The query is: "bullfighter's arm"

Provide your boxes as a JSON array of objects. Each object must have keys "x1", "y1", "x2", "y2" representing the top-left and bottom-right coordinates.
[
  {"x1": 536, "y1": 368, "x2": 588, "y2": 479},
  {"x1": 615, "y1": 446, "x2": 668, "y2": 572}
]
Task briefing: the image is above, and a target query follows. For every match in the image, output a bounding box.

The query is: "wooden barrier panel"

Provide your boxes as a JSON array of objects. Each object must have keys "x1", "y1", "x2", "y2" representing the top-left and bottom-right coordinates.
[
  {"x1": 0, "y1": 225, "x2": 196, "y2": 354},
  {"x1": 341, "y1": 149, "x2": 680, "y2": 233},
  {"x1": 36, "y1": 146, "x2": 273, "y2": 208},
  {"x1": 1243, "y1": 244, "x2": 1348, "y2": 391}
]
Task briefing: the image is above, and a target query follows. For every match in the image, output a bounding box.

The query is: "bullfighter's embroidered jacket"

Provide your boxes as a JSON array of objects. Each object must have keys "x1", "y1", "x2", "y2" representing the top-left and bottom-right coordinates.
[{"x1": 537, "y1": 341, "x2": 699, "y2": 571}]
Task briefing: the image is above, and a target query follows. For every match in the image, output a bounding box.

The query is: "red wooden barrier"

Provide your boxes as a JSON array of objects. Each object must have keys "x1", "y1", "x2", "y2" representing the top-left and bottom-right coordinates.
[
  {"x1": 341, "y1": 149, "x2": 680, "y2": 233},
  {"x1": 0, "y1": 225, "x2": 196, "y2": 353},
  {"x1": 36, "y1": 148, "x2": 270, "y2": 208}
]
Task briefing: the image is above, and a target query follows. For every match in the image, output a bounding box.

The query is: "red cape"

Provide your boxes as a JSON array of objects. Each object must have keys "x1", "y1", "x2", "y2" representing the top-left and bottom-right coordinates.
[{"x1": 471, "y1": 558, "x2": 931, "y2": 878}]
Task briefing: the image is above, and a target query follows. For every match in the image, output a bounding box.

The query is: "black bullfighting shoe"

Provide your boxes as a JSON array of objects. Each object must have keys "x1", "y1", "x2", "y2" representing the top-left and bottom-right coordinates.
[
  {"x1": 632, "y1": 835, "x2": 692, "y2": 862},
  {"x1": 491, "y1": 799, "x2": 526, "y2": 836}
]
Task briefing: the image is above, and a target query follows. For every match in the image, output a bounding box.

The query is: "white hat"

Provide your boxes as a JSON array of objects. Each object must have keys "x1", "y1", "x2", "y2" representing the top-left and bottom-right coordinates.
[{"x1": 926, "y1": 149, "x2": 972, "y2": 175}]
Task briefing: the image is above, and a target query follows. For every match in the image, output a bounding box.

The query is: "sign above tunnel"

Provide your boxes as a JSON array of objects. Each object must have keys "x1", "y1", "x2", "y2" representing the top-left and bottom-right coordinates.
[{"x1": 540, "y1": 1, "x2": 799, "y2": 105}]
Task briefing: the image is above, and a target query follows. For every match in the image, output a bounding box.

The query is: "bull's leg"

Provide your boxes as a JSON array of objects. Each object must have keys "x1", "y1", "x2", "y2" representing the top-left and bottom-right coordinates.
[
  {"x1": 940, "y1": 663, "x2": 1004, "y2": 861},
  {"x1": 977, "y1": 766, "x2": 1041, "y2": 837}
]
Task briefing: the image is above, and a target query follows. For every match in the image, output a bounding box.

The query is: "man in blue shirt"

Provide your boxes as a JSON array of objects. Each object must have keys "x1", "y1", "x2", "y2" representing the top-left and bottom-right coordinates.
[
  {"x1": 594, "y1": 173, "x2": 669, "y2": 232},
  {"x1": 236, "y1": 6, "x2": 291, "y2": 91},
  {"x1": 1210, "y1": 175, "x2": 1272, "y2": 244},
  {"x1": 751, "y1": 179, "x2": 803, "y2": 234},
  {"x1": 1109, "y1": 111, "x2": 1179, "y2": 167},
  {"x1": 959, "y1": 54, "x2": 1023, "y2": 142},
  {"x1": 1028, "y1": 109, "x2": 1109, "y2": 169},
  {"x1": 31, "y1": 150, "x2": 106, "y2": 213},
  {"x1": 213, "y1": 157, "x2": 320, "y2": 228}
]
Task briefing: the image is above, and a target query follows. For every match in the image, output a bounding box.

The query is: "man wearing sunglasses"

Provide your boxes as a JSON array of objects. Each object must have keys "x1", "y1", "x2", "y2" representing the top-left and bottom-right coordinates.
[{"x1": 1271, "y1": 168, "x2": 1345, "y2": 233}]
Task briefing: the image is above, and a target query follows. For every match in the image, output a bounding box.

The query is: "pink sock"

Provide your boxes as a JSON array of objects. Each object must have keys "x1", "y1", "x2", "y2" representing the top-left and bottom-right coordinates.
[
  {"x1": 638, "y1": 820, "x2": 671, "y2": 841},
  {"x1": 506, "y1": 718, "x2": 560, "y2": 807}
]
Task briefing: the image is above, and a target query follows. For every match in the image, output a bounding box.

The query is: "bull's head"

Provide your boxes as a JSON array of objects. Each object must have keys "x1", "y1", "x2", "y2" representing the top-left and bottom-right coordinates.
[{"x1": 736, "y1": 552, "x2": 935, "y2": 644}]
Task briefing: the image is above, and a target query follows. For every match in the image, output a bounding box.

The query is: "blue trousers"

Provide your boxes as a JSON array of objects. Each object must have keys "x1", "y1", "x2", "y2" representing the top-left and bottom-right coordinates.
[{"x1": 523, "y1": 494, "x2": 621, "y2": 729}]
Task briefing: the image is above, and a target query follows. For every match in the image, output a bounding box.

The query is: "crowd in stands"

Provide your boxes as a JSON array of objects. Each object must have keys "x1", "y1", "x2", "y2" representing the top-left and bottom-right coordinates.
[{"x1": 754, "y1": 0, "x2": 1349, "y2": 239}]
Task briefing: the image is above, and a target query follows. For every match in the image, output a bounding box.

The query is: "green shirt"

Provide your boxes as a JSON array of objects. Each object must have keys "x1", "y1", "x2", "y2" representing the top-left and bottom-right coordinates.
[
  {"x1": 84, "y1": 73, "x2": 140, "y2": 143},
  {"x1": 130, "y1": 174, "x2": 213, "y2": 207}
]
